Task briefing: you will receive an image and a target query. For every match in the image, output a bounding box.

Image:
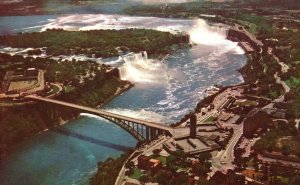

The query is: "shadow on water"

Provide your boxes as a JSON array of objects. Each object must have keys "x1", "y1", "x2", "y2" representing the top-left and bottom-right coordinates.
[{"x1": 52, "y1": 127, "x2": 132, "y2": 152}]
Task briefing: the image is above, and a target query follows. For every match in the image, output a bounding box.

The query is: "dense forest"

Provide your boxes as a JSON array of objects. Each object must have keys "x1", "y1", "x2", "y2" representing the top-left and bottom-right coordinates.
[{"x1": 0, "y1": 29, "x2": 189, "y2": 58}]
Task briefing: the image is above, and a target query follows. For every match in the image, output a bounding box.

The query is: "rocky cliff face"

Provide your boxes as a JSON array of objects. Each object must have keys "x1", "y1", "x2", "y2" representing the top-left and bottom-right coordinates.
[
  {"x1": 227, "y1": 28, "x2": 262, "y2": 50},
  {"x1": 0, "y1": 104, "x2": 50, "y2": 159},
  {"x1": 0, "y1": 103, "x2": 84, "y2": 158}
]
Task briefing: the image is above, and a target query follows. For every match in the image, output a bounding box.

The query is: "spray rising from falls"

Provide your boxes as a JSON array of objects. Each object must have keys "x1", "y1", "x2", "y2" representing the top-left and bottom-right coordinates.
[
  {"x1": 189, "y1": 19, "x2": 228, "y2": 45},
  {"x1": 188, "y1": 19, "x2": 244, "y2": 55},
  {"x1": 119, "y1": 51, "x2": 168, "y2": 84}
]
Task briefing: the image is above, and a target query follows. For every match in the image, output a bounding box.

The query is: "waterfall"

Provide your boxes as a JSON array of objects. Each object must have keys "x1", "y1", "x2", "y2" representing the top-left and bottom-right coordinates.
[
  {"x1": 119, "y1": 51, "x2": 168, "y2": 84},
  {"x1": 209, "y1": 24, "x2": 229, "y2": 37},
  {"x1": 188, "y1": 19, "x2": 244, "y2": 54},
  {"x1": 188, "y1": 19, "x2": 229, "y2": 45}
]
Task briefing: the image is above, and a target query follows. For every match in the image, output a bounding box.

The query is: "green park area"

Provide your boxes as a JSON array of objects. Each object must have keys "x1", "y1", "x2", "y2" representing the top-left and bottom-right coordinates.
[
  {"x1": 0, "y1": 29, "x2": 188, "y2": 58},
  {"x1": 253, "y1": 121, "x2": 300, "y2": 157},
  {"x1": 285, "y1": 77, "x2": 300, "y2": 89},
  {"x1": 204, "y1": 116, "x2": 217, "y2": 123},
  {"x1": 129, "y1": 168, "x2": 143, "y2": 179}
]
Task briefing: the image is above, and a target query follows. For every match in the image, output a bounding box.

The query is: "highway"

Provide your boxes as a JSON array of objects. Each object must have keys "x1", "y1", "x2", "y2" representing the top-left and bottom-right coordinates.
[
  {"x1": 210, "y1": 123, "x2": 243, "y2": 174},
  {"x1": 27, "y1": 95, "x2": 172, "y2": 131},
  {"x1": 220, "y1": 123, "x2": 243, "y2": 164}
]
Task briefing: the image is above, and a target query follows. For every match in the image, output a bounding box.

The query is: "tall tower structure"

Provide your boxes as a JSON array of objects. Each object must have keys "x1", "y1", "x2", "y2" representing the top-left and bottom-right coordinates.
[{"x1": 190, "y1": 114, "x2": 197, "y2": 138}]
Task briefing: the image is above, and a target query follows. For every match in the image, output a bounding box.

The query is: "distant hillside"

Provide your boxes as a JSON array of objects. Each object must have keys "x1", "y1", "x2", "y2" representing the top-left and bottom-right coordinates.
[{"x1": 237, "y1": 0, "x2": 300, "y2": 9}]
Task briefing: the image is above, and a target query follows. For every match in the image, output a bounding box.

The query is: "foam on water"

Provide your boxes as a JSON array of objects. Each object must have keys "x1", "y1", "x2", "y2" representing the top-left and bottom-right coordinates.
[
  {"x1": 119, "y1": 52, "x2": 168, "y2": 84},
  {"x1": 0, "y1": 13, "x2": 248, "y2": 185},
  {"x1": 37, "y1": 14, "x2": 245, "y2": 55},
  {"x1": 0, "y1": 15, "x2": 246, "y2": 122},
  {"x1": 0, "y1": 47, "x2": 106, "y2": 63},
  {"x1": 104, "y1": 108, "x2": 168, "y2": 123}
]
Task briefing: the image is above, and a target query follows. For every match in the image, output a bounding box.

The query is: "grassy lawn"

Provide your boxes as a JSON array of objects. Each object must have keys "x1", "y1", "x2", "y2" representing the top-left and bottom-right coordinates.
[
  {"x1": 246, "y1": 158, "x2": 254, "y2": 167},
  {"x1": 285, "y1": 77, "x2": 300, "y2": 89},
  {"x1": 64, "y1": 85, "x2": 75, "y2": 93},
  {"x1": 8, "y1": 80, "x2": 37, "y2": 91},
  {"x1": 237, "y1": 20, "x2": 257, "y2": 35},
  {"x1": 276, "y1": 176, "x2": 289, "y2": 185},
  {"x1": 292, "y1": 61, "x2": 300, "y2": 65},
  {"x1": 236, "y1": 100, "x2": 258, "y2": 106},
  {"x1": 204, "y1": 116, "x2": 217, "y2": 123},
  {"x1": 130, "y1": 168, "x2": 143, "y2": 179},
  {"x1": 268, "y1": 91, "x2": 278, "y2": 99},
  {"x1": 156, "y1": 156, "x2": 167, "y2": 166},
  {"x1": 50, "y1": 84, "x2": 60, "y2": 94},
  {"x1": 44, "y1": 84, "x2": 60, "y2": 96}
]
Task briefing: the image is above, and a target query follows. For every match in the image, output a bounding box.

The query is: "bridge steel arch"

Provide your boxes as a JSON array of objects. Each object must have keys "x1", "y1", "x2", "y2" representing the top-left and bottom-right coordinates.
[{"x1": 27, "y1": 96, "x2": 171, "y2": 142}]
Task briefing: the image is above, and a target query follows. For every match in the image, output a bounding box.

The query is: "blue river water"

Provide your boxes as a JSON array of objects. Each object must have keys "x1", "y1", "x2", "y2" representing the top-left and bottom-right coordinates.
[{"x1": 0, "y1": 12, "x2": 247, "y2": 185}]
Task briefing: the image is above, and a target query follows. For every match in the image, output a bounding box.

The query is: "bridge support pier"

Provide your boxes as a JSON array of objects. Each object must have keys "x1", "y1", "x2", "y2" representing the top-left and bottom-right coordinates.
[
  {"x1": 150, "y1": 128, "x2": 156, "y2": 140},
  {"x1": 146, "y1": 127, "x2": 150, "y2": 141},
  {"x1": 158, "y1": 129, "x2": 163, "y2": 136}
]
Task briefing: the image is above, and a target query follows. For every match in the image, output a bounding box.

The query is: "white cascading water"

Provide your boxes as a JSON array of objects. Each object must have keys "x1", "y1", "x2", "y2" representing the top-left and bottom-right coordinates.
[
  {"x1": 118, "y1": 19, "x2": 243, "y2": 84},
  {"x1": 189, "y1": 19, "x2": 244, "y2": 54},
  {"x1": 0, "y1": 15, "x2": 246, "y2": 123},
  {"x1": 119, "y1": 51, "x2": 168, "y2": 84}
]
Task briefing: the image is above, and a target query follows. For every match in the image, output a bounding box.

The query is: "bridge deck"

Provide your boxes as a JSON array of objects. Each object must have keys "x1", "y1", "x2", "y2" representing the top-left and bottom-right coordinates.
[{"x1": 27, "y1": 95, "x2": 171, "y2": 131}]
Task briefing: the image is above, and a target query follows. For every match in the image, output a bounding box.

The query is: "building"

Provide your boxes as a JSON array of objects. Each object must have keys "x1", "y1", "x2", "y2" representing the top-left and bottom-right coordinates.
[
  {"x1": 26, "y1": 68, "x2": 39, "y2": 76},
  {"x1": 137, "y1": 155, "x2": 161, "y2": 170},
  {"x1": 190, "y1": 114, "x2": 197, "y2": 138},
  {"x1": 207, "y1": 134, "x2": 220, "y2": 142},
  {"x1": 243, "y1": 108, "x2": 271, "y2": 138}
]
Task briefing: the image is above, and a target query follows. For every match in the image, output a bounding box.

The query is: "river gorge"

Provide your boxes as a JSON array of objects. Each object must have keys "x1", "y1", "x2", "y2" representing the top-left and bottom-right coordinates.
[{"x1": 0, "y1": 11, "x2": 247, "y2": 185}]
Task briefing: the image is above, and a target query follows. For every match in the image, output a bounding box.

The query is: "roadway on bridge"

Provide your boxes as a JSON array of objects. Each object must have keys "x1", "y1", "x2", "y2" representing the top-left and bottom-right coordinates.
[{"x1": 27, "y1": 95, "x2": 172, "y2": 131}]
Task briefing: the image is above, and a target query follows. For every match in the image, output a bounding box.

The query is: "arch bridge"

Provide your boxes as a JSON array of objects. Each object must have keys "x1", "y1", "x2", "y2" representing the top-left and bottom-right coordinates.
[{"x1": 26, "y1": 95, "x2": 172, "y2": 142}]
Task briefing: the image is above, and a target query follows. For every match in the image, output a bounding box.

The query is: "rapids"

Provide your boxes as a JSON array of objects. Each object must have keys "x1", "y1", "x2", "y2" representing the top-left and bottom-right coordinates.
[{"x1": 0, "y1": 13, "x2": 247, "y2": 185}]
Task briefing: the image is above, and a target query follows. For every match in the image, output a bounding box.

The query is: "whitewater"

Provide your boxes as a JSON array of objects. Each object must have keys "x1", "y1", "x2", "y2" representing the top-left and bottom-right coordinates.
[
  {"x1": 0, "y1": 14, "x2": 247, "y2": 185},
  {"x1": 35, "y1": 14, "x2": 245, "y2": 122}
]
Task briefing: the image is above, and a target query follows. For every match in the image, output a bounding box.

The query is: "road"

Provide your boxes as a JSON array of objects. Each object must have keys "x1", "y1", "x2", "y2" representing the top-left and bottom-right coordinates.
[
  {"x1": 263, "y1": 49, "x2": 290, "y2": 108},
  {"x1": 210, "y1": 123, "x2": 243, "y2": 174},
  {"x1": 269, "y1": 48, "x2": 289, "y2": 73},
  {"x1": 270, "y1": 72, "x2": 290, "y2": 105}
]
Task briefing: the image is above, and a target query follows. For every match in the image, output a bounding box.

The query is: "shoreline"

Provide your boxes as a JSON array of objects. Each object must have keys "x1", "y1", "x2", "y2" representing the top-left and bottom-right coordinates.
[
  {"x1": 0, "y1": 15, "x2": 256, "y2": 184},
  {"x1": 97, "y1": 81, "x2": 134, "y2": 108},
  {"x1": 170, "y1": 24, "x2": 254, "y2": 128},
  {"x1": 95, "y1": 22, "x2": 256, "y2": 185},
  {"x1": 0, "y1": 74, "x2": 134, "y2": 160}
]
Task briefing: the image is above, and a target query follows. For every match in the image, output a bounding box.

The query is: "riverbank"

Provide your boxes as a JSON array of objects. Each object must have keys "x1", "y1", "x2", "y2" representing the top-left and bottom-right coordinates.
[
  {"x1": 92, "y1": 7, "x2": 292, "y2": 184},
  {"x1": 0, "y1": 25, "x2": 191, "y2": 160},
  {"x1": 89, "y1": 23, "x2": 254, "y2": 185},
  {"x1": 98, "y1": 82, "x2": 134, "y2": 108},
  {"x1": 0, "y1": 29, "x2": 189, "y2": 58},
  {"x1": 0, "y1": 75, "x2": 134, "y2": 158}
]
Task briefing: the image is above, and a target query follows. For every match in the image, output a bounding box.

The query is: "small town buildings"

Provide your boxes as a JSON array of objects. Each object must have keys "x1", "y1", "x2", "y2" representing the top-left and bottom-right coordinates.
[
  {"x1": 243, "y1": 108, "x2": 271, "y2": 138},
  {"x1": 137, "y1": 155, "x2": 161, "y2": 170}
]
